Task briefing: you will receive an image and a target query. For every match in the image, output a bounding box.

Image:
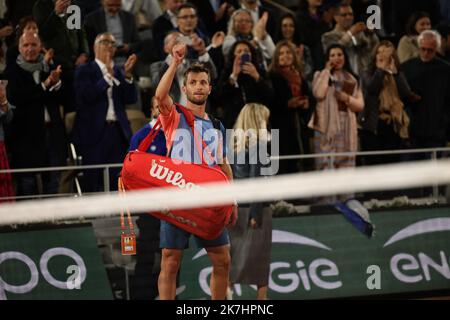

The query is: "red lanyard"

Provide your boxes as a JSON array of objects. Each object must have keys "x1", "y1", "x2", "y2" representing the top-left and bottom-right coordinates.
[{"x1": 118, "y1": 177, "x2": 136, "y2": 255}]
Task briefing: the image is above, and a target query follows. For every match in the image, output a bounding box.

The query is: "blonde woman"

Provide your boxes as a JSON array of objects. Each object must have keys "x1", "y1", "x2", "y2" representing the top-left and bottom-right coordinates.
[
  {"x1": 228, "y1": 103, "x2": 272, "y2": 300},
  {"x1": 222, "y1": 8, "x2": 275, "y2": 62}
]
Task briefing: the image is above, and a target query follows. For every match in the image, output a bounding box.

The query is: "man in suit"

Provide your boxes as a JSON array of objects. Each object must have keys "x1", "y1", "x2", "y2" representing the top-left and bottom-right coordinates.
[
  {"x1": 74, "y1": 0, "x2": 102, "y2": 23},
  {"x1": 72, "y1": 32, "x2": 137, "y2": 192},
  {"x1": 33, "y1": 0, "x2": 90, "y2": 114},
  {"x1": 84, "y1": 0, "x2": 141, "y2": 66},
  {"x1": 152, "y1": 0, "x2": 186, "y2": 60},
  {"x1": 190, "y1": 0, "x2": 238, "y2": 37},
  {"x1": 5, "y1": 32, "x2": 67, "y2": 196},
  {"x1": 150, "y1": 31, "x2": 217, "y2": 107}
]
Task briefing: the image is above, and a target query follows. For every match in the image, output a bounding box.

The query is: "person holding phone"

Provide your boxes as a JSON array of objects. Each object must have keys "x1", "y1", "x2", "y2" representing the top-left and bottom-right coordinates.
[
  {"x1": 308, "y1": 44, "x2": 364, "y2": 203},
  {"x1": 214, "y1": 39, "x2": 272, "y2": 129}
]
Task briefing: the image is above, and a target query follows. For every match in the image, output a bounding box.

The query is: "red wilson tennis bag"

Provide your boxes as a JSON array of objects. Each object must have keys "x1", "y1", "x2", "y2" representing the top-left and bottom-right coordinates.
[{"x1": 121, "y1": 104, "x2": 233, "y2": 240}]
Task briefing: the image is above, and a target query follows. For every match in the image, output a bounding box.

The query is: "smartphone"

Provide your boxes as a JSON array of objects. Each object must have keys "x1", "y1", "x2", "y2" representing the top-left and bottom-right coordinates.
[
  {"x1": 178, "y1": 35, "x2": 193, "y2": 46},
  {"x1": 240, "y1": 53, "x2": 251, "y2": 65},
  {"x1": 334, "y1": 80, "x2": 343, "y2": 92}
]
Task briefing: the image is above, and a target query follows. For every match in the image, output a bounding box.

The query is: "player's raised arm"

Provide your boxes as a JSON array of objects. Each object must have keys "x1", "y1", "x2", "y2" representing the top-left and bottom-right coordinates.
[{"x1": 154, "y1": 43, "x2": 186, "y2": 115}]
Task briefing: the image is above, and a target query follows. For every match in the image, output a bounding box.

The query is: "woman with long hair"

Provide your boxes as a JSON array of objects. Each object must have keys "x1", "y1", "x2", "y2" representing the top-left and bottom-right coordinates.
[
  {"x1": 397, "y1": 11, "x2": 432, "y2": 63},
  {"x1": 274, "y1": 12, "x2": 314, "y2": 80},
  {"x1": 228, "y1": 103, "x2": 272, "y2": 300},
  {"x1": 308, "y1": 44, "x2": 364, "y2": 201},
  {"x1": 360, "y1": 40, "x2": 419, "y2": 166},
  {"x1": 269, "y1": 40, "x2": 313, "y2": 174},
  {"x1": 213, "y1": 40, "x2": 271, "y2": 129}
]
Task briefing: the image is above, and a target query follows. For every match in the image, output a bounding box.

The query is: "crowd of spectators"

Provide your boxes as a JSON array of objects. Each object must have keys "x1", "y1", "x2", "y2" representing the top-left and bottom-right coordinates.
[{"x1": 0, "y1": 0, "x2": 448, "y2": 200}]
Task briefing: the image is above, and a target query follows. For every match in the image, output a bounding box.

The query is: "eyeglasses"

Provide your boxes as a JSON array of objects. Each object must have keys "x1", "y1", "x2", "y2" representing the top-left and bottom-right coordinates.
[
  {"x1": 177, "y1": 14, "x2": 197, "y2": 20},
  {"x1": 420, "y1": 47, "x2": 435, "y2": 53},
  {"x1": 96, "y1": 39, "x2": 116, "y2": 46}
]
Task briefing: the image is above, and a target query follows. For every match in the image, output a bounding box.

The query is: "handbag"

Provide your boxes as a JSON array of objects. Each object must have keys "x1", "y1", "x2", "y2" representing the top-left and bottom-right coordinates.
[{"x1": 121, "y1": 104, "x2": 233, "y2": 240}]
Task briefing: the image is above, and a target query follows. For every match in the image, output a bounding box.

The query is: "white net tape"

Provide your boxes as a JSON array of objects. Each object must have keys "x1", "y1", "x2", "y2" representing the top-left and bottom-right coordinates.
[{"x1": 0, "y1": 160, "x2": 449, "y2": 226}]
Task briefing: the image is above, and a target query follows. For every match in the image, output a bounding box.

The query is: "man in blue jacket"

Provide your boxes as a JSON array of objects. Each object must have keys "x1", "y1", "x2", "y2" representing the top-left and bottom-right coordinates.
[{"x1": 72, "y1": 32, "x2": 137, "y2": 192}]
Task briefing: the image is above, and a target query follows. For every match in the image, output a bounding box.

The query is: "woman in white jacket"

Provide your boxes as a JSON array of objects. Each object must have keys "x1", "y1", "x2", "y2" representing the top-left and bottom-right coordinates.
[{"x1": 222, "y1": 8, "x2": 275, "y2": 66}]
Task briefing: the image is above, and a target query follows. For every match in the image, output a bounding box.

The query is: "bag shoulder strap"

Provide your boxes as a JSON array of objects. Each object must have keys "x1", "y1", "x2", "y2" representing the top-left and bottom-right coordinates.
[
  {"x1": 137, "y1": 119, "x2": 162, "y2": 152},
  {"x1": 208, "y1": 113, "x2": 222, "y2": 131},
  {"x1": 136, "y1": 104, "x2": 221, "y2": 166},
  {"x1": 136, "y1": 104, "x2": 188, "y2": 152}
]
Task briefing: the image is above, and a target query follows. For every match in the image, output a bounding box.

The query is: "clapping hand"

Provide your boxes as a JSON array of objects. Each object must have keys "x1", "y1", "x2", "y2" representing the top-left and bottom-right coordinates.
[
  {"x1": 124, "y1": 54, "x2": 137, "y2": 78},
  {"x1": 211, "y1": 31, "x2": 225, "y2": 48},
  {"x1": 42, "y1": 48, "x2": 54, "y2": 65},
  {"x1": 254, "y1": 12, "x2": 268, "y2": 40},
  {"x1": 44, "y1": 65, "x2": 62, "y2": 88},
  {"x1": 216, "y1": 2, "x2": 228, "y2": 21}
]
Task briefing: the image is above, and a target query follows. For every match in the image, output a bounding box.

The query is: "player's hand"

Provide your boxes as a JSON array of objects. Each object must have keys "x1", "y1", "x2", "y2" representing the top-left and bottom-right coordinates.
[{"x1": 172, "y1": 43, "x2": 186, "y2": 65}]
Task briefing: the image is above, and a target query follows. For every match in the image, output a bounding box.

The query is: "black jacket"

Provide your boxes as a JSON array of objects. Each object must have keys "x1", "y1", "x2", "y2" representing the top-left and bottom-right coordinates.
[
  {"x1": 33, "y1": 0, "x2": 89, "y2": 71},
  {"x1": 360, "y1": 69, "x2": 412, "y2": 134},
  {"x1": 214, "y1": 67, "x2": 272, "y2": 129},
  {"x1": 84, "y1": 8, "x2": 141, "y2": 57},
  {"x1": 5, "y1": 62, "x2": 67, "y2": 168},
  {"x1": 152, "y1": 11, "x2": 175, "y2": 60},
  {"x1": 402, "y1": 58, "x2": 450, "y2": 144},
  {"x1": 269, "y1": 71, "x2": 313, "y2": 157}
]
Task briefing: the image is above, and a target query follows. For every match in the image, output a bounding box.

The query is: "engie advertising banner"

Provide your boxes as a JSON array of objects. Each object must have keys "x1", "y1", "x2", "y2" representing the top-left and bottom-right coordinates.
[{"x1": 179, "y1": 207, "x2": 450, "y2": 299}]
